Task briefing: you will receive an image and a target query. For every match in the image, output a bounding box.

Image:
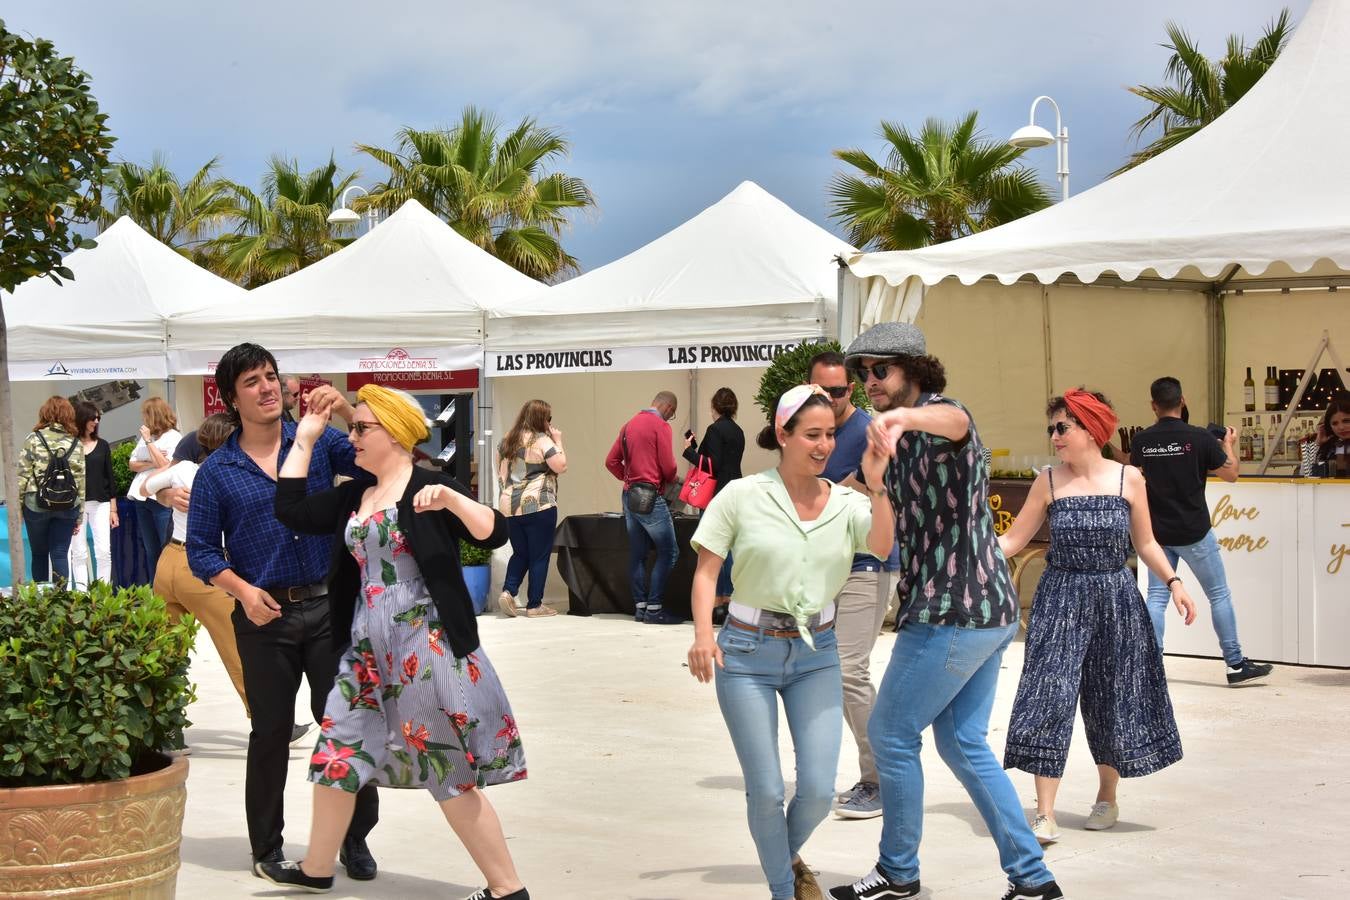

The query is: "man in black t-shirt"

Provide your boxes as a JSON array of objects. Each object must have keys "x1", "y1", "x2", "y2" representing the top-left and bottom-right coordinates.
[{"x1": 1130, "y1": 377, "x2": 1272, "y2": 686}]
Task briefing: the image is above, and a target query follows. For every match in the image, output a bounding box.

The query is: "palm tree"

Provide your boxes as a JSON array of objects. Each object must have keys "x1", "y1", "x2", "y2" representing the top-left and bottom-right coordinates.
[
  {"x1": 356, "y1": 107, "x2": 596, "y2": 281},
  {"x1": 1114, "y1": 9, "x2": 1292, "y2": 175},
  {"x1": 100, "y1": 154, "x2": 235, "y2": 264},
  {"x1": 210, "y1": 155, "x2": 359, "y2": 286},
  {"x1": 828, "y1": 112, "x2": 1051, "y2": 251}
]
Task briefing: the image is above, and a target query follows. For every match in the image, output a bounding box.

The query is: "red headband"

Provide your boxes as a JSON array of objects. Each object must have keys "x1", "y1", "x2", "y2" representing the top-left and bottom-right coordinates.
[{"x1": 1063, "y1": 389, "x2": 1118, "y2": 448}]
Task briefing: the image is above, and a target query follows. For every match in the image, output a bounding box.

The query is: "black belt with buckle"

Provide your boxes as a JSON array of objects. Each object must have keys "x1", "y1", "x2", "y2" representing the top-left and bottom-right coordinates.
[
  {"x1": 168, "y1": 538, "x2": 186, "y2": 546},
  {"x1": 264, "y1": 582, "x2": 329, "y2": 603}
]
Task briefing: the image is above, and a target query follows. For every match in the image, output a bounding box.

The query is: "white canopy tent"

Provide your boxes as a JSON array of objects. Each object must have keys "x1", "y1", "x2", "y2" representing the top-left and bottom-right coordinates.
[
  {"x1": 168, "y1": 199, "x2": 541, "y2": 376},
  {"x1": 839, "y1": 0, "x2": 1350, "y2": 450},
  {"x1": 485, "y1": 180, "x2": 855, "y2": 517},
  {"x1": 3, "y1": 217, "x2": 247, "y2": 381},
  {"x1": 485, "y1": 180, "x2": 854, "y2": 376}
]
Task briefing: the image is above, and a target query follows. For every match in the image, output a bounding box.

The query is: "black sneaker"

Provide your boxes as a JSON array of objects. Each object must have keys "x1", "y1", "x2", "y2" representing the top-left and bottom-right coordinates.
[
  {"x1": 462, "y1": 888, "x2": 530, "y2": 900},
  {"x1": 828, "y1": 866, "x2": 920, "y2": 899},
  {"x1": 290, "y1": 721, "x2": 315, "y2": 745},
  {"x1": 339, "y1": 835, "x2": 377, "y2": 880},
  {"x1": 644, "y1": 607, "x2": 685, "y2": 625},
  {"x1": 634, "y1": 605, "x2": 647, "y2": 622},
  {"x1": 252, "y1": 848, "x2": 285, "y2": 878},
  {"x1": 1226, "y1": 658, "x2": 1273, "y2": 686},
  {"x1": 1000, "y1": 881, "x2": 1064, "y2": 900},
  {"x1": 256, "y1": 859, "x2": 334, "y2": 893}
]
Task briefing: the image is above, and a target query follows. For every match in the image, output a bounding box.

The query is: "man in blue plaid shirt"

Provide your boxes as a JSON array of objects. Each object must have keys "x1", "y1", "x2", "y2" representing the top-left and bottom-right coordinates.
[{"x1": 186, "y1": 343, "x2": 381, "y2": 881}]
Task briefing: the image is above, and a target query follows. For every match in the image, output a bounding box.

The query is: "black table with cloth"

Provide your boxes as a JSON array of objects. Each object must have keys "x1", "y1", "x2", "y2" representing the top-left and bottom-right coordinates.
[{"x1": 553, "y1": 513, "x2": 701, "y2": 617}]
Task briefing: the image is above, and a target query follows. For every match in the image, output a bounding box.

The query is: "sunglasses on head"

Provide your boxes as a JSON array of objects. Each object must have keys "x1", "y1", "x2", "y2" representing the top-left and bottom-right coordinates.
[
  {"x1": 1046, "y1": 421, "x2": 1075, "y2": 437},
  {"x1": 819, "y1": 385, "x2": 850, "y2": 399},
  {"x1": 849, "y1": 361, "x2": 896, "y2": 383},
  {"x1": 350, "y1": 421, "x2": 383, "y2": 437}
]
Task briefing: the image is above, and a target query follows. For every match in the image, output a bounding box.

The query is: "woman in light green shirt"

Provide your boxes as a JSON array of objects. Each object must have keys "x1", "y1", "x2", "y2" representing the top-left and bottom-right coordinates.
[{"x1": 686, "y1": 385, "x2": 894, "y2": 900}]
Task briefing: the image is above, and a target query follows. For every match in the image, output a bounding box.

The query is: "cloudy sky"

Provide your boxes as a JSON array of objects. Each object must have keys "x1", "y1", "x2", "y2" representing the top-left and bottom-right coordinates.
[{"x1": 9, "y1": 1, "x2": 1308, "y2": 273}]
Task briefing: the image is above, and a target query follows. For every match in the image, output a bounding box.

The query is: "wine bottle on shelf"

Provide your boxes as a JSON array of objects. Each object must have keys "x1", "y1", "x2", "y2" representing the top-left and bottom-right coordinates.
[
  {"x1": 1251, "y1": 419, "x2": 1265, "y2": 462},
  {"x1": 1285, "y1": 421, "x2": 1302, "y2": 463},
  {"x1": 1238, "y1": 419, "x2": 1251, "y2": 461},
  {"x1": 1267, "y1": 416, "x2": 1281, "y2": 460},
  {"x1": 1243, "y1": 367, "x2": 1256, "y2": 411},
  {"x1": 1264, "y1": 366, "x2": 1280, "y2": 410}
]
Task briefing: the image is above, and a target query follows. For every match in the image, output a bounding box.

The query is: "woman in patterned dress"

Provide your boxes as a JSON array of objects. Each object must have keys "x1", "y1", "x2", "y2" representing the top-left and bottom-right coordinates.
[
  {"x1": 998, "y1": 388, "x2": 1196, "y2": 845},
  {"x1": 259, "y1": 385, "x2": 529, "y2": 900}
]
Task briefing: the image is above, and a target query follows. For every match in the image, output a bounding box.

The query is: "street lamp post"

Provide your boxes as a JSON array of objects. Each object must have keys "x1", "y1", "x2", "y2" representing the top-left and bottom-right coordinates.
[
  {"x1": 1009, "y1": 95, "x2": 1069, "y2": 202},
  {"x1": 327, "y1": 185, "x2": 377, "y2": 231}
]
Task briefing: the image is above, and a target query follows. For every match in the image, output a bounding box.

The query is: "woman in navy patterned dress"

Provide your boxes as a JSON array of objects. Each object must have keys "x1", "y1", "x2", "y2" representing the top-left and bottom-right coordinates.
[{"x1": 997, "y1": 389, "x2": 1197, "y2": 845}]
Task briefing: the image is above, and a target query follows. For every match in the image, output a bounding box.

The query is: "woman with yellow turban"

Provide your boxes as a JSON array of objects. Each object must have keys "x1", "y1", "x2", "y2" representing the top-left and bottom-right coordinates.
[{"x1": 263, "y1": 385, "x2": 531, "y2": 900}]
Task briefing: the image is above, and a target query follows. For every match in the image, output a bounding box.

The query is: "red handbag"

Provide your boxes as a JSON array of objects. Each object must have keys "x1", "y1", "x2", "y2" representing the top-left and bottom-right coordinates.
[{"x1": 679, "y1": 455, "x2": 718, "y2": 510}]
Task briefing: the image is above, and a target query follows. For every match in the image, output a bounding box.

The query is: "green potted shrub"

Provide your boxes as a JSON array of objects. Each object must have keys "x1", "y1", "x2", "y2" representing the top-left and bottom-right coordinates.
[
  {"x1": 460, "y1": 538, "x2": 493, "y2": 615},
  {"x1": 0, "y1": 581, "x2": 198, "y2": 897},
  {"x1": 755, "y1": 339, "x2": 867, "y2": 417}
]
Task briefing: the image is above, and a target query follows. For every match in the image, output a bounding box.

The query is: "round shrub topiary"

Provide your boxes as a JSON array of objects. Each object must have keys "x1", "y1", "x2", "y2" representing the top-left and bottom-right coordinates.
[
  {"x1": 459, "y1": 539, "x2": 493, "y2": 567},
  {"x1": 110, "y1": 439, "x2": 135, "y2": 495},
  {"x1": 0, "y1": 581, "x2": 198, "y2": 787},
  {"x1": 754, "y1": 339, "x2": 869, "y2": 421}
]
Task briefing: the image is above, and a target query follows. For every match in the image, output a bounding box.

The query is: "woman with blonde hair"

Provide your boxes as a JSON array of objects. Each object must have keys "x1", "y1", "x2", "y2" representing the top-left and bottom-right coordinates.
[
  {"x1": 127, "y1": 396, "x2": 181, "y2": 582},
  {"x1": 261, "y1": 385, "x2": 529, "y2": 899},
  {"x1": 496, "y1": 399, "x2": 566, "y2": 618},
  {"x1": 143, "y1": 413, "x2": 249, "y2": 714},
  {"x1": 17, "y1": 396, "x2": 85, "y2": 582}
]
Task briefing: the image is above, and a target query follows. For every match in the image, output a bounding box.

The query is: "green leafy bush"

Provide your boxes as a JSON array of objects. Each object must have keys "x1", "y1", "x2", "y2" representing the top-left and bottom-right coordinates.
[
  {"x1": 459, "y1": 539, "x2": 493, "y2": 567},
  {"x1": 0, "y1": 582, "x2": 198, "y2": 787},
  {"x1": 110, "y1": 440, "x2": 135, "y2": 495},
  {"x1": 754, "y1": 340, "x2": 868, "y2": 420}
]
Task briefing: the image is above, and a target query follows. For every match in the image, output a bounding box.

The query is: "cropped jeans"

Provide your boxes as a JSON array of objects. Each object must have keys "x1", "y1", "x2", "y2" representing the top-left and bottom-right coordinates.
[
  {"x1": 1145, "y1": 529, "x2": 1244, "y2": 666},
  {"x1": 716, "y1": 621, "x2": 842, "y2": 899}
]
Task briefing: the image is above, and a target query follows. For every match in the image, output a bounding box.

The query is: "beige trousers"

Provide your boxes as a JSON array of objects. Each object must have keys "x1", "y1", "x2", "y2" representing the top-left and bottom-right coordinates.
[
  {"x1": 833, "y1": 567, "x2": 892, "y2": 785},
  {"x1": 154, "y1": 541, "x2": 250, "y2": 716}
]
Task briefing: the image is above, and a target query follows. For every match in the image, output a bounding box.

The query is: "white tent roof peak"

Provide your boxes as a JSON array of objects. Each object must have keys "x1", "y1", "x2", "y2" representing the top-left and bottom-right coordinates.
[
  {"x1": 3, "y1": 216, "x2": 247, "y2": 362},
  {"x1": 170, "y1": 198, "x2": 542, "y2": 353},
  {"x1": 847, "y1": 0, "x2": 1350, "y2": 289},
  {"x1": 491, "y1": 179, "x2": 854, "y2": 323}
]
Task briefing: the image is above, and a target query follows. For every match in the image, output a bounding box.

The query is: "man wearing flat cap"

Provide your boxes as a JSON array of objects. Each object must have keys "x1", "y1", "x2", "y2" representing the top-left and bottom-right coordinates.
[{"x1": 830, "y1": 323, "x2": 1063, "y2": 900}]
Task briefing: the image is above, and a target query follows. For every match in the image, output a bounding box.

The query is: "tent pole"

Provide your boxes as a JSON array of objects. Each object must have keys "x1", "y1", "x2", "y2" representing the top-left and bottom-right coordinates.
[
  {"x1": 163, "y1": 320, "x2": 175, "y2": 409},
  {"x1": 1041, "y1": 285, "x2": 1054, "y2": 401}
]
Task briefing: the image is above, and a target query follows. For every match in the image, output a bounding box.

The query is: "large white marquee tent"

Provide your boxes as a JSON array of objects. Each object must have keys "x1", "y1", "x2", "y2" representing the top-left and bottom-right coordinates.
[{"x1": 839, "y1": 0, "x2": 1350, "y2": 455}]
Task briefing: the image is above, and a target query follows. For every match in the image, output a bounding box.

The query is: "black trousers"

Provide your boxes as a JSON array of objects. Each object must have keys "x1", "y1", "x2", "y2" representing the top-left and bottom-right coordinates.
[{"x1": 233, "y1": 595, "x2": 379, "y2": 860}]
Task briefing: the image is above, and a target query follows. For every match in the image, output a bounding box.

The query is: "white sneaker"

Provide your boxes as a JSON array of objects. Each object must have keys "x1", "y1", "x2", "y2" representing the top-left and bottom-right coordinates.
[
  {"x1": 1084, "y1": 801, "x2": 1119, "y2": 830},
  {"x1": 1030, "y1": 813, "x2": 1060, "y2": 844}
]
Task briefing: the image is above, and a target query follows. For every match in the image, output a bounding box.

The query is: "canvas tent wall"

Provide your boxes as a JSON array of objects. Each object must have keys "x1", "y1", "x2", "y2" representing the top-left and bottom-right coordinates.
[
  {"x1": 839, "y1": 0, "x2": 1350, "y2": 455},
  {"x1": 486, "y1": 181, "x2": 855, "y2": 518}
]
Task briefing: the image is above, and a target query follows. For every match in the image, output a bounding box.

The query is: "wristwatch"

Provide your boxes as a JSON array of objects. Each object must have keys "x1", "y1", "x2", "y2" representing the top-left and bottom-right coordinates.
[{"x1": 1165, "y1": 576, "x2": 1183, "y2": 588}]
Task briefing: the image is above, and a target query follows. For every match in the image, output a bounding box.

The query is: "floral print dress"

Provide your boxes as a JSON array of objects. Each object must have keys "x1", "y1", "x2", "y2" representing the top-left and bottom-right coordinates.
[{"x1": 310, "y1": 507, "x2": 527, "y2": 801}]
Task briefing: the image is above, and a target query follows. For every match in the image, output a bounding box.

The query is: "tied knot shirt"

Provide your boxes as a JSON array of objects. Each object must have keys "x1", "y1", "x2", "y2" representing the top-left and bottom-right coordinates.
[{"x1": 690, "y1": 468, "x2": 879, "y2": 644}]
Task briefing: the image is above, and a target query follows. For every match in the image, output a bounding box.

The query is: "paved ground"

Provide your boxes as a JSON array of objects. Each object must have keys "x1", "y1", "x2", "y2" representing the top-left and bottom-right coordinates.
[{"x1": 176, "y1": 609, "x2": 1350, "y2": 899}]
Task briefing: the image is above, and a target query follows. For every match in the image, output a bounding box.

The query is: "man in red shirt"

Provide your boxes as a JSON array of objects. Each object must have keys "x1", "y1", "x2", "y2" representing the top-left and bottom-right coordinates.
[{"x1": 606, "y1": 391, "x2": 683, "y2": 624}]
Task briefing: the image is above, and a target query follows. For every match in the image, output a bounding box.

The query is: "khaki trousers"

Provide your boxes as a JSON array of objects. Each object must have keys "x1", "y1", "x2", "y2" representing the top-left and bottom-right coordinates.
[
  {"x1": 833, "y1": 567, "x2": 892, "y2": 785},
  {"x1": 154, "y1": 542, "x2": 250, "y2": 715}
]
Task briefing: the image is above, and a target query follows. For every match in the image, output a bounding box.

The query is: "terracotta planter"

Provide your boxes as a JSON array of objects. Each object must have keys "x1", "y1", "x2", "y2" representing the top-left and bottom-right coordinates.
[{"x1": 0, "y1": 754, "x2": 188, "y2": 898}]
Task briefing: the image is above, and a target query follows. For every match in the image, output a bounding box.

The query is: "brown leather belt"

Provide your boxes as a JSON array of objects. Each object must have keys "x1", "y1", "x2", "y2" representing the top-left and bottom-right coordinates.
[
  {"x1": 726, "y1": 617, "x2": 835, "y2": 639},
  {"x1": 168, "y1": 538, "x2": 185, "y2": 546},
  {"x1": 263, "y1": 582, "x2": 329, "y2": 603}
]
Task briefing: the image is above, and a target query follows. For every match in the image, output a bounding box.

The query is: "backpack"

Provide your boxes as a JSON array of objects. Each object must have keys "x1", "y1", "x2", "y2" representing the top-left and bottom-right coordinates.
[{"x1": 33, "y1": 431, "x2": 78, "y2": 511}]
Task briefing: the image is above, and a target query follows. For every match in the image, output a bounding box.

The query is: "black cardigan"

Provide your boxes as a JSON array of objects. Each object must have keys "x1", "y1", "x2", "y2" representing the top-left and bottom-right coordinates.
[
  {"x1": 275, "y1": 466, "x2": 508, "y2": 659},
  {"x1": 682, "y1": 415, "x2": 744, "y2": 497}
]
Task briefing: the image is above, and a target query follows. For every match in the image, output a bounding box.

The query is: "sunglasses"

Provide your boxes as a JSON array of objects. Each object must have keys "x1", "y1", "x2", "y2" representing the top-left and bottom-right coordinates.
[
  {"x1": 819, "y1": 385, "x2": 851, "y2": 399},
  {"x1": 848, "y1": 361, "x2": 895, "y2": 383},
  {"x1": 350, "y1": 421, "x2": 384, "y2": 437},
  {"x1": 1046, "y1": 422, "x2": 1075, "y2": 437}
]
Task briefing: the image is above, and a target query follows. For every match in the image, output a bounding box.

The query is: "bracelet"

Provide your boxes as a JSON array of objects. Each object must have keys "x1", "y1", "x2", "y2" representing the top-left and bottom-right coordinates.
[
  {"x1": 866, "y1": 484, "x2": 887, "y2": 498},
  {"x1": 1166, "y1": 576, "x2": 1182, "y2": 588}
]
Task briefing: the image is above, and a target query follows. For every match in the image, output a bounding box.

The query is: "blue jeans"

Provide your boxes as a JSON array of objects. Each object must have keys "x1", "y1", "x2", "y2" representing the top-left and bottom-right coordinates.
[
  {"x1": 621, "y1": 491, "x2": 679, "y2": 612},
  {"x1": 503, "y1": 507, "x2": 558, "y2": 608},
  {"x1": 870, "y1": 621, "x2": 1051, "y2": 888},
  {"x1": 715, "y1": 622, "x2": 842, "y2": 899},
  {"x1": 1145, "y1": 530, "x2": 1243, "y2": 666},
  {"x1": 135, "y1": 500, "x2": 172, "y2": 584},
  {"x1": 22, "y1": 504, "x2": 80, "y2": 583}
]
